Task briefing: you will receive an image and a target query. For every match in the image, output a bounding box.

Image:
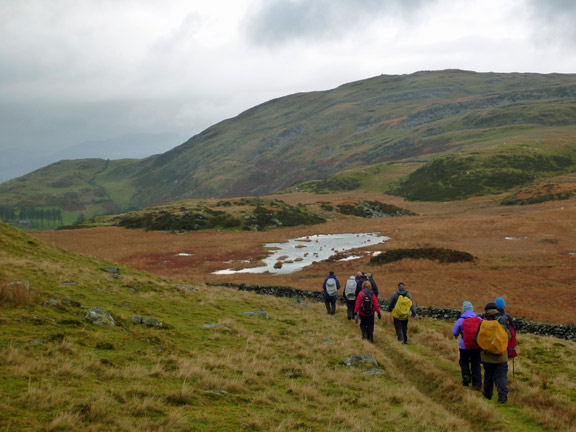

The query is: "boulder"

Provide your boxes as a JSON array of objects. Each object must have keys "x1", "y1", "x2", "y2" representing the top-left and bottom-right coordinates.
[
  {"x1": 85, "y1": 307, "x2": 116, "y2": 326},
  {"x1": 243, "y1": 311, "x2": 269, "y2": 319},
  {"x1": 363, "y1": 368, "x2": 385, "y2": 376},
  {"x1": 99, "y1": 266, "x2": 120, "y2": 274},
  {"x1": 130, "y1": 316, "x2": 165, "y2": 327},
  {"x1": 292, "y1": 299, "x2": 309, "y2": 306},
  {"x1": 203, "y1": 323, "x2": 230, "y2": 330},
  {"x1": 343, "y1": 354, "x2": 379, "y2": 367},
  {"x1": 176, "y1": 285, "x2": 196, "y2": 291}
]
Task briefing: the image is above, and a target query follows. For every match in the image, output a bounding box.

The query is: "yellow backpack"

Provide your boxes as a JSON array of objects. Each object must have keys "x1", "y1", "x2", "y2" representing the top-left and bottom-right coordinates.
[
  {"x1": 392, "y1": 295, "x2": 413, "y2": 320},
  {"x1": 475, "y1": 320, "x2": 508, "y2": 355}
]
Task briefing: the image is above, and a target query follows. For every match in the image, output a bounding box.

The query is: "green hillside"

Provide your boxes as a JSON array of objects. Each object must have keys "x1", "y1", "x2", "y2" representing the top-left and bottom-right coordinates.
[
  {"x1": 2, "y1": 222, "x2": 576, "y2": 431},
  {"x1": 2, "y1": 70, "x2": 576, "y2": 224}
]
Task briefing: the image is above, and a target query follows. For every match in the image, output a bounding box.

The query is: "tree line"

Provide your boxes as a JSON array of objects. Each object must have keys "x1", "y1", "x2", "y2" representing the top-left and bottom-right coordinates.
[{"x1": 0, "y1": 206, "x2": 63, "y2": 227}]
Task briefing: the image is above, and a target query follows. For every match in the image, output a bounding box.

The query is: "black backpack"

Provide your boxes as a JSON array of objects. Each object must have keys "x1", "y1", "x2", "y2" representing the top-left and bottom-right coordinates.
[{"x1": 360, "y1": 289, "x2": 374, "y2": 315}]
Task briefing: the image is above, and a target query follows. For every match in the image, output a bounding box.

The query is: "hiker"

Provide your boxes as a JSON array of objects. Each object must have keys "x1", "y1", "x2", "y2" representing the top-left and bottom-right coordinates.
[
  {"x1": 495, "y1": 296, "x2": 518, "y2": 360},
  {"x1": 354, "y1": 271, "x2": 369, "y2": 297},
  {"x1": 477, "y1": 302, "x2": 513, "y2": 404},
  {"x1": 452, "y1": 301, "x2": 482, "y2": 390},
  {"x1": 365, "y1": 272, "x2": 379, "y2": 297},
  {"x1": 387, "y1": 282, "x2": 416, "y2": 344},
  {"x1": 322, "y1": 271, "x2": 340, "y2": 315},
  {"x1": 354, "y1": 281, "x2": 381, "y2": 342},
  {"x1": 495, "y1": 297, "x2": 515, "y2": 331},
  {"x1": 344, "y1": 275, "x2": 358, "y2": 320}
]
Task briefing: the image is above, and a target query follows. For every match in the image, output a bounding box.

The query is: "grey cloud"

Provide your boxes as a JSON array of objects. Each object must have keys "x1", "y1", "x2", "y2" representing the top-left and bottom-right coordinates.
[
  {"x1": 525, "y1": 0, "x2": 576, "y2": 43},
  {"x1": 244, "y1": 0, "x2": 434, "y2": 46}
]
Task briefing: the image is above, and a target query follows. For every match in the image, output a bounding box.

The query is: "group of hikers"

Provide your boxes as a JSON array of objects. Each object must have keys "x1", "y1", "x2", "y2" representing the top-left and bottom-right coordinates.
[{"x1": 322, "y1": 271, "x2": 517, "y2": 404}]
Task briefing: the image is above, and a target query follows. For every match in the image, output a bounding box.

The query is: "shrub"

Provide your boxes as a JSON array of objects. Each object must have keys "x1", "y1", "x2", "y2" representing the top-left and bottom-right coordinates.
[
  {"x1": 0, "y1": 280, "x2": 37, "y2": 307},
  {"x1": 369, "y1": 248, "x2": 475, "y2": 265},
  {"x1": 337, "y1": 201, "x2": 416, "y2": 218}
]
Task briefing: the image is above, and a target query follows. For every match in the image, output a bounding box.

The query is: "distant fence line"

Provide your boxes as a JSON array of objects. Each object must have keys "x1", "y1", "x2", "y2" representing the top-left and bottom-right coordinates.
[{"x1": 208, "y1": 282, "x2": 576, "y2": 342}]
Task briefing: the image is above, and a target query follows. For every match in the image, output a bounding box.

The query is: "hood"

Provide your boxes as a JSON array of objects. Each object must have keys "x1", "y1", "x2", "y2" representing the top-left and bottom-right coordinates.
[
  {"x1": 484, "y1": 309, "x2": 499, "y2": 319},
  {"x1": 460, "y1": 310, "x2": 477, "y2": 319}
]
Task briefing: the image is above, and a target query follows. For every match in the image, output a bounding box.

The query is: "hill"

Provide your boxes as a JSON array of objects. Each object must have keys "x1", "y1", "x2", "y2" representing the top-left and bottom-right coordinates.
[
  {"x1": 2, "y1": 221, "x2": 576, "y2": 431},
  {"x1": 2, "y1": 69, "x2": 576, "y2": 225}
]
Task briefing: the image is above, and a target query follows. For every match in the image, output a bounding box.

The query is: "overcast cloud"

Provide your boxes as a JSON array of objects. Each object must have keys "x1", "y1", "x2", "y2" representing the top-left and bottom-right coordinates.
[{"x1": 1, "y1": 0, "x2": 576, "y2": 181}]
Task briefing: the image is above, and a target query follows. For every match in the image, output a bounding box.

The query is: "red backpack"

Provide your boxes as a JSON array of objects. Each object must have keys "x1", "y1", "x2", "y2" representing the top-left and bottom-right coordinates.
[
  {"x1": 462, "y1": 316, "x2": 482, "y2": 349},
  {"x1": 507, "y1": 325, "x2": 518, "y2": 358}
]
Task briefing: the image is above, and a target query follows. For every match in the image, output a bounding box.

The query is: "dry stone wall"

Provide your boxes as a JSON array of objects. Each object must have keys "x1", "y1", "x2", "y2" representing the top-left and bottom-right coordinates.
[{"x1": 210, "y1": 283, "x2": 576, "y2": 341}]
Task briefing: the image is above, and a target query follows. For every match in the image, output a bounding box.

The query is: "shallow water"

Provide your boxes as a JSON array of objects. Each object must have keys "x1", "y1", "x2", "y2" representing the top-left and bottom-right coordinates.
[{"x1": 212, "y1": 232, "x2": 390, "y2": 275}]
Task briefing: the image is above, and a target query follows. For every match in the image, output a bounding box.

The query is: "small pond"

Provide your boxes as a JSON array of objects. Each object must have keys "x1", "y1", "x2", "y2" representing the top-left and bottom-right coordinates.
[{"x1": 213, "y1": 232, "x2": 389, "y2": 275}]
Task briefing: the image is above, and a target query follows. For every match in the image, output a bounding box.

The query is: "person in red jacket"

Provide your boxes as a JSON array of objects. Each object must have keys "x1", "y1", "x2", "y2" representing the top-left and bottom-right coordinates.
[{"x1": 354, "y1": 281, "x2": 381, "y2": 343}]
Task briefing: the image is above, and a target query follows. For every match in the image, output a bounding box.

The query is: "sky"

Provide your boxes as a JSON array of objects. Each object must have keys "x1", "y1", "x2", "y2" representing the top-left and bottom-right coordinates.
[{"x1": 1, "y1": 0, "x2": 576, "y2": 181}]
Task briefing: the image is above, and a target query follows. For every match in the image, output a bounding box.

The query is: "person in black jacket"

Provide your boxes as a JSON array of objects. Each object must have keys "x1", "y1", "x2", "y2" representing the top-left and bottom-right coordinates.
[
  {"x1": 354, "y1": 272, "x2": 369, "y2": 297},
  {"x1": 366, "y1": 272, "x2": 378, "y2": 297}
]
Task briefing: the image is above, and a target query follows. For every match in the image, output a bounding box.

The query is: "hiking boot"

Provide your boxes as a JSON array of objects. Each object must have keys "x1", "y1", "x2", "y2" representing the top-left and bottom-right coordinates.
[
  {"x1": 498, "y1": 396, "x2": 508, "y2": 404},
  {"x1": 462, "y1": 378, "x2": 471, "y2": 387},
  {"x1": 482, "y1": 390, "x2": 492, "y2": 401}
]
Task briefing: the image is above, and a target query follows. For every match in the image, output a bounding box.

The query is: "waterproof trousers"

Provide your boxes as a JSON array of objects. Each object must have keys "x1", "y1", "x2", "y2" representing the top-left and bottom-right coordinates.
[
  {"x1": 346, "y1": 299, "x2": 355, "y2": 320},
  {"x1": 324, "y1": 295, "x2": 336, "y2": 314},
  {"x1": 393, "y1": 317, "x2": 409, "y2": 343},
  {"x1": 359, "y1": 314, "x2": 375, "y2": 342},
  {"x1": 482, "y1": 361, "x2": 509, "y2": 403},
  {"x1": 459, "y1": 348, "x2": 482, "y2": 389}
]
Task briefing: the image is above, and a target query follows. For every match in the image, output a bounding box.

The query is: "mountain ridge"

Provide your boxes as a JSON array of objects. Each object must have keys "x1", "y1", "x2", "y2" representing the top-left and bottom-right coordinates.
[{"x1": 2, "y1": 69, "x2": 576, "y2": 223}]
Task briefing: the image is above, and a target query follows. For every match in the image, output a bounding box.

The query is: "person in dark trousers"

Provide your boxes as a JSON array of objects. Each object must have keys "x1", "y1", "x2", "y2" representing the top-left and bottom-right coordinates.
[
  {"x1": 322, "y1": 271, "x2": 340, "y2": 315},
  {"x1": 495, "y1": 297, "x2": 515, "y2": 330},
  {"x1": 387, "y1": 282, "x2": 416, "y2": 344},
  {"x1": 354, "y1": 281, "x2": 381, "y2": 342},
  {"x1": 354, "y1": 271, "x2": 369, "y2": 297},
  {"x1": 494, "y1": 296, "x2": 519, "y2": 366},
  {"x1": 365, "y1": 272, "x2": 378, "y2": 297},
  {"x1": 480, "y1": 302, "x2": 513, "y2": 404},
  {"x1": 343, "y1": 275, "x2": 357, "y2": 320},
  {"x1": 452, "y1": 301, "x2": 482, "y2": 390}
]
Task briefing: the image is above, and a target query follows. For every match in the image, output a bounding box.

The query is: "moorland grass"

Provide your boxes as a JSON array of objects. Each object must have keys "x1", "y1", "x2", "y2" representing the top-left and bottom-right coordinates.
[{"x1": 3, "y1": 222, "x2": 576, "y2": 431}]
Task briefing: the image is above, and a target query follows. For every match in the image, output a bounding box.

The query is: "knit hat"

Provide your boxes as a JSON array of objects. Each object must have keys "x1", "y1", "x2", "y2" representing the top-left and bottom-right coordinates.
[
  {"x1": 462, "y1": 301, "x2": 473, "y2": 312},
  {"x1": 494, "y1": 297, "x2": 506, "y2": 308},
  {"x1": 485, "y1": 302, "x2": 498, "y2": 311},
  {"x1": 398, "y1": 282, "x2": 405, "y2": 289}
]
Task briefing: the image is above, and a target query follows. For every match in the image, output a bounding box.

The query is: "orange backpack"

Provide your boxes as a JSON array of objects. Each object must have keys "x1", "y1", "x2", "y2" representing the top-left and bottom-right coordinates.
[{"x1": 474, "y1": 320, "x2": 509, "y2": 355}]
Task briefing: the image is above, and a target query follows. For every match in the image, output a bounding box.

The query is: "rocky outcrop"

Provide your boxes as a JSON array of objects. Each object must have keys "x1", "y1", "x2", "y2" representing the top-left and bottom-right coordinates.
[
  {"x1": 343, "y1": 354, "x2": 379, "y2": 367},
  {"x1": 203, "y1": 323, "x2": 230, "y2": 330},
  {"x1": 130, "y1": 316, "x2": 165, "y2": 327},
  {"x1": 85, "y1": 307, "x2": 115, "y2": 326}
]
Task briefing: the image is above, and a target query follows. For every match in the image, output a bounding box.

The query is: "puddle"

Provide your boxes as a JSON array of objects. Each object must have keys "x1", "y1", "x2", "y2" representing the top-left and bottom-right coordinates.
[
  {"x1": 505, "y1": 236, "x2": 528, "y2": 240},
  {"x1": 213, "y1": 232, "x2": 389, "y2": 275}
]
